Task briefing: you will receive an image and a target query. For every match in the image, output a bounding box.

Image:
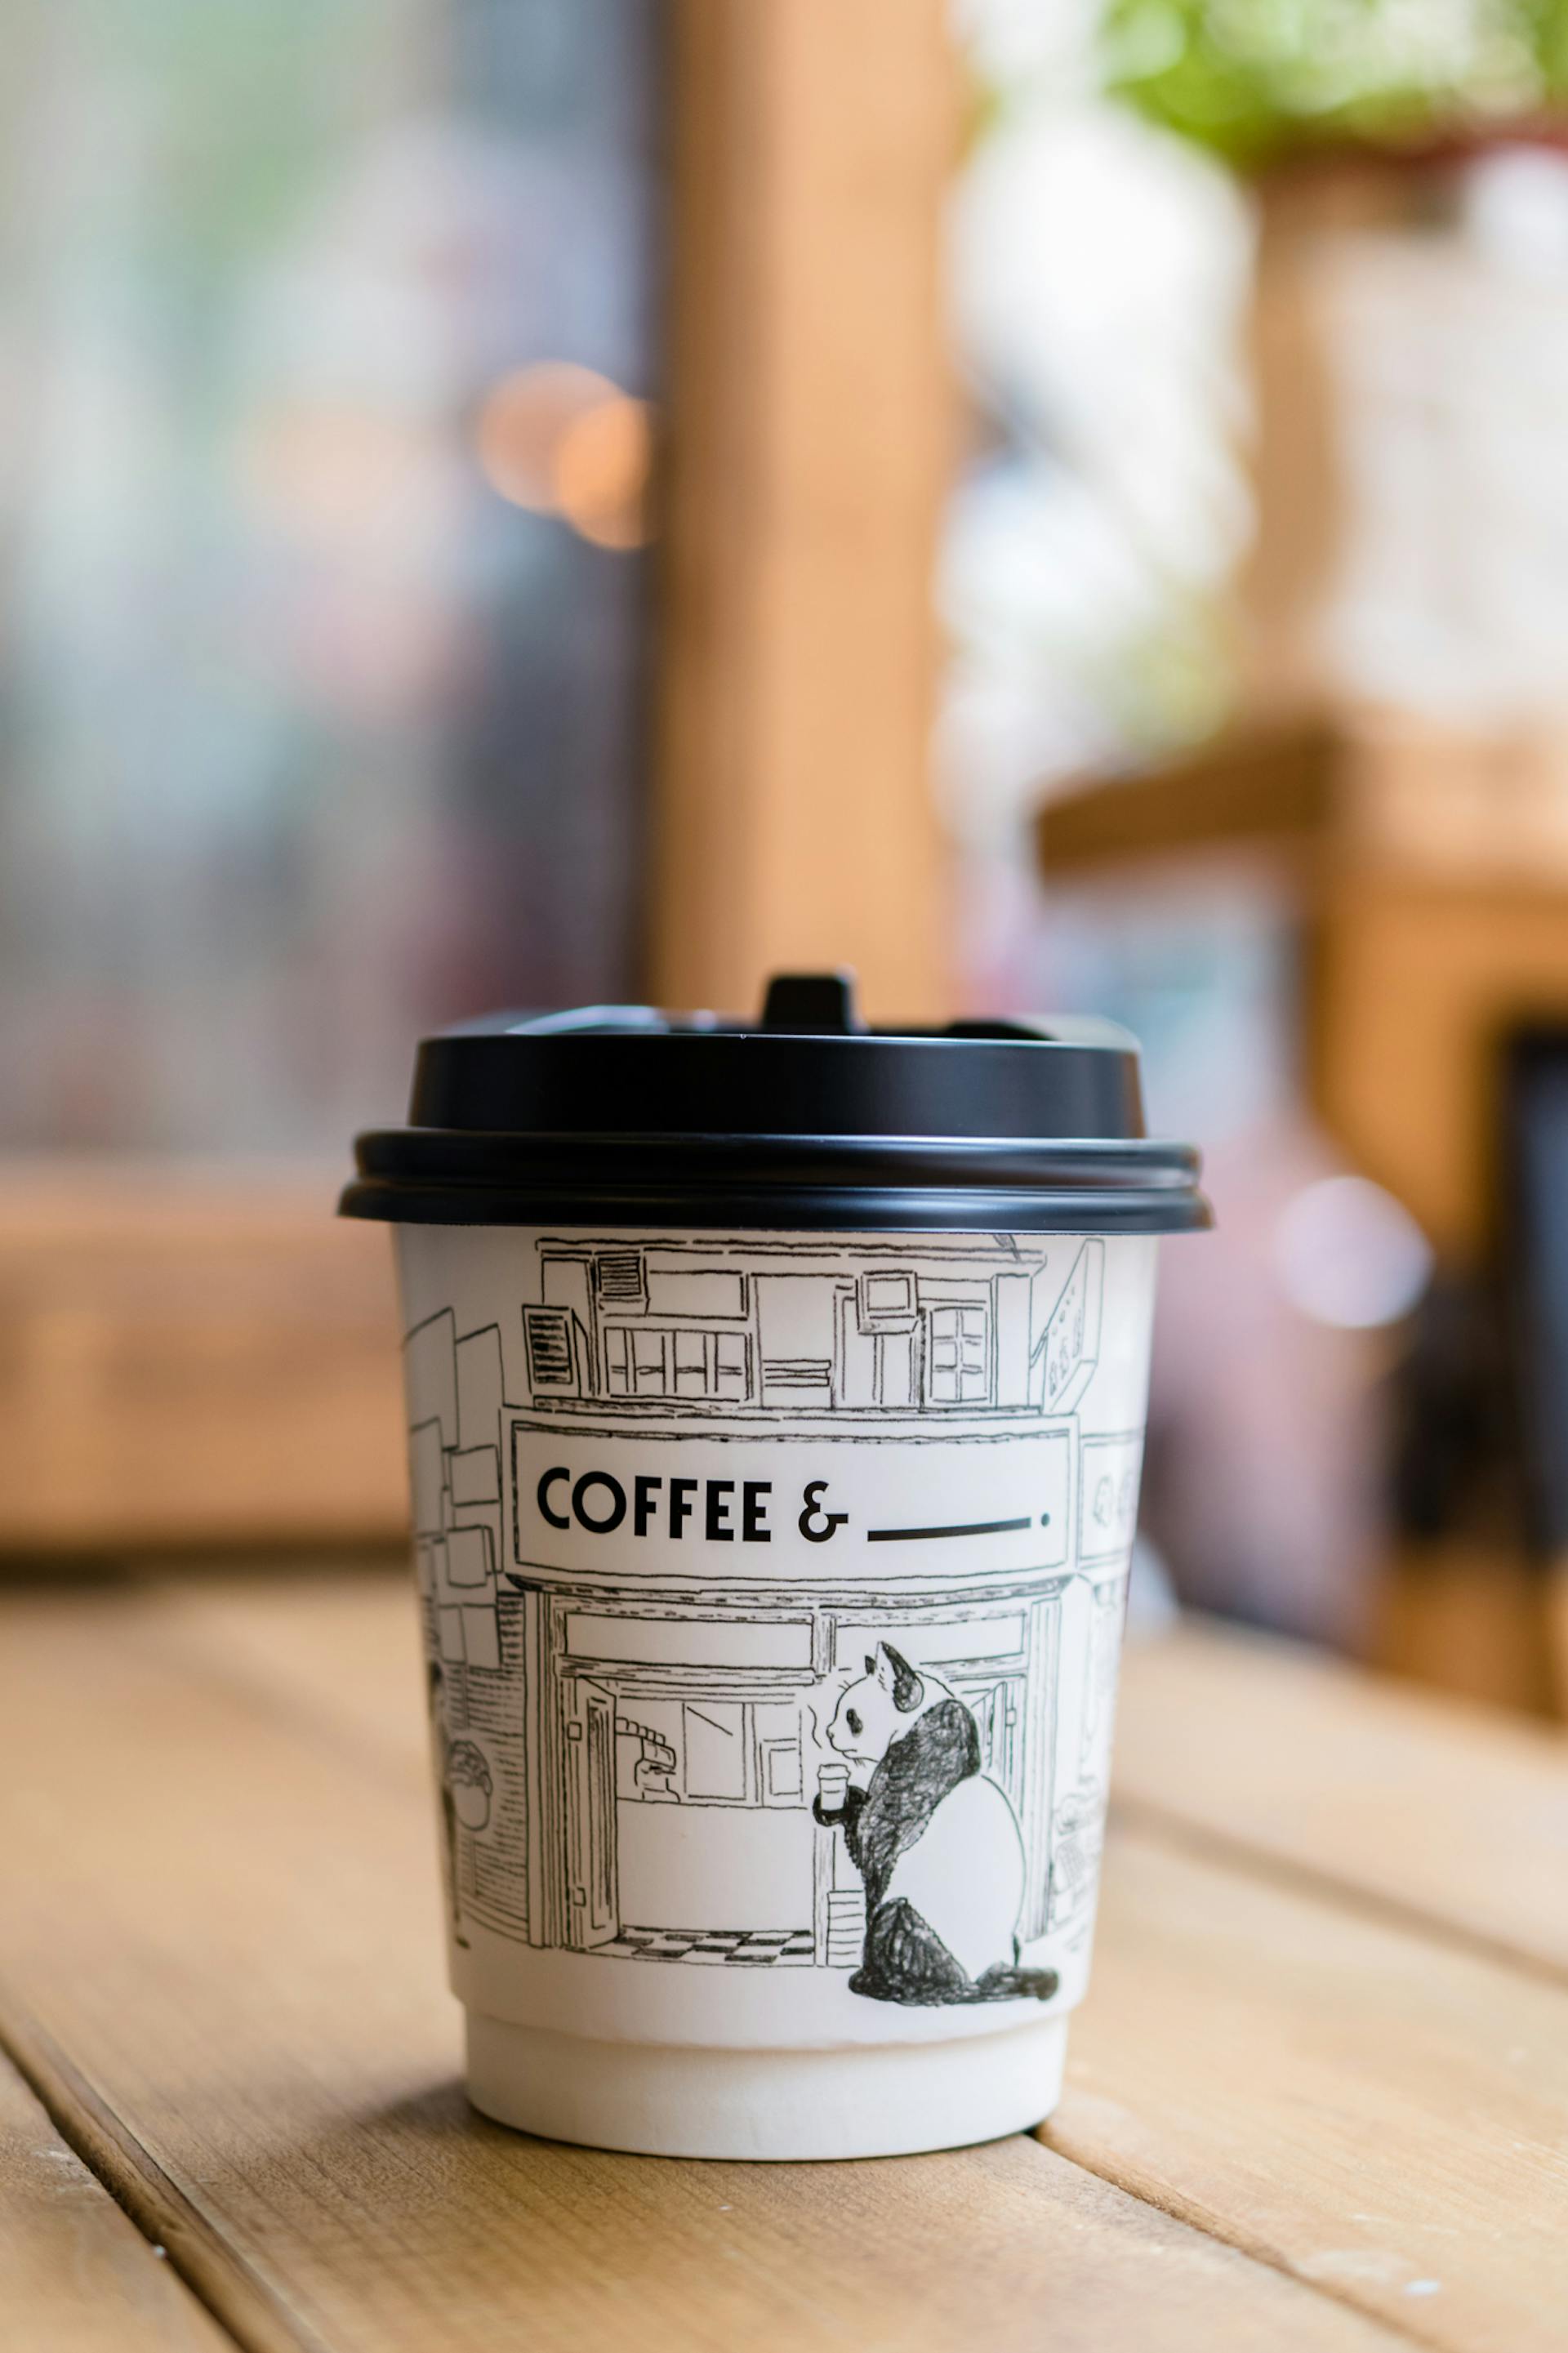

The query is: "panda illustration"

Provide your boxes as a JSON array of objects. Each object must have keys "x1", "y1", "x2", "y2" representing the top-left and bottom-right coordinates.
[{"x1": 814, "y1": 1642, "x2": 1058, "y2": 2008}]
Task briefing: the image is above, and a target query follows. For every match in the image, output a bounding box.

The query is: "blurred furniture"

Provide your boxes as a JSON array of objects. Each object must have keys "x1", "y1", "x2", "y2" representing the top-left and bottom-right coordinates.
[
  {"x1": 0, "y1": 1165, "x2": 405, "y2": 1553},
  {"x1": 1039, "y1": 715, "x2": 1568, "y2": 1711},
  {"x1": 653, "y1": 0, "x2": 954, "y2": 1023},
  {"x1": 3, "y1": 1572, "x2": 1567, "y2": 2346},
  {"x1": 1040, "y1": 712, "x2": 1568, "y2": 1258}
]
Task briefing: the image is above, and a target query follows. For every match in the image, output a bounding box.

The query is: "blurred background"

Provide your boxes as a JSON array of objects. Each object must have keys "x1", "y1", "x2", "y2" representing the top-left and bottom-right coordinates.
[{"x1": 7, "y1": 0, "x2": 1568, "y2": 1716}]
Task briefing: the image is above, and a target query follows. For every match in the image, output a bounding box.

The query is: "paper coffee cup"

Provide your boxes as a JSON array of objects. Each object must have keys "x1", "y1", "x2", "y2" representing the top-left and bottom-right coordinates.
[{"x1": 343, "y1": 974, "x2": 1207, "y2": 2159}]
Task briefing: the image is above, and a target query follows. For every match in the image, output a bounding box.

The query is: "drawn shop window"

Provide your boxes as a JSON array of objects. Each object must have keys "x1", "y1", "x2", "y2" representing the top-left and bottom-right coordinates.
[
  {"x1": 604, "y1": 1325, "x2": 750, "y2": 1401},
  {"x1": 683, "y1": 1702, "x2": 746, "y2": 1798},
  {"x1": 925, "y1": 1302, "x2": 991, "y2": 1405},
  {"x1": 760, "y1": 1727, "x2": 804, "y2": 1802},
  {"x1": 613, "y1": 1695, "x2": 804, "y2": 1807}
]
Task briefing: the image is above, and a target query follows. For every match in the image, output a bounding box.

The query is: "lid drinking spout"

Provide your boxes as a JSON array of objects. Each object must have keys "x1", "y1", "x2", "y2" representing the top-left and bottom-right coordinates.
[{"x1": 760, "y1": 971, "x2": 864, "y2": 1035}]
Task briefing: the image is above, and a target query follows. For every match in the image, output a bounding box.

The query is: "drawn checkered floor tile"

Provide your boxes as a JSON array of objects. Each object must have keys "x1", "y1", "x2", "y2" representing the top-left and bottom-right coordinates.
[{"x1": 597, "y1": 1927, "x2": 816, "y2": 1965}]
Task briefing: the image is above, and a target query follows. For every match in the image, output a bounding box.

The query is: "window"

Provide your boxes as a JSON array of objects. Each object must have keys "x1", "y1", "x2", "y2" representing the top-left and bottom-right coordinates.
[
  {"x1": 445, "y1": 1526, "x2": 493, "y2": 1588},
  {"x1": 674, "y1": 1327, "x2": 706, "y2": 1397},
  {"x1": 683, "y1": 1703, "x2": 746, "y2": 1799},
  {"x1": 523, "y1": 1304, "x2": 579, "y2": 1393},
  {"x1": 450, "y1": 1446, "x2": 501, "y2": 1506},
  {"x1": 604, "y1": 1326, "x2": 750, "y2": 1401},
  {"x1": 859, "y1": 1269, "x2": 915, "y2": 1325},
  {"x1": 596, "y1": 1250, "x2": 646, "y2": 1308},
  {"x1": 713, "y1": 1332, "x2": 750, "y2": 1398},
  {"x1": 927, "y1": 1304, "x2": 990, "y2": 1404},
  {"x1": 675, "y1": 1700, "x2": 804, "y2": 1806},
  {"x1": 408, "y1": 1420, "x2": 446, "y2": 1535},
  {"x1": 604, "y1": 1326, "x2": 666, "y2": 1395},
  {"x1": 630, "y1": 1328, "x2": 666, "y2": 1395},
  {"x1": 764, "y1": 1742, "x2": 803, "y2": 1801}
]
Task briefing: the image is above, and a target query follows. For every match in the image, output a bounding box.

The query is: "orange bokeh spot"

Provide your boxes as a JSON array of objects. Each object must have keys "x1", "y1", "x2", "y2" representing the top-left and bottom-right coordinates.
[
  {"x1": 552, "y1": 396, "x2": 653, "y2": 549},
  {"x1": 474, "y1": 362, "x2": 620, "y2": 513}
]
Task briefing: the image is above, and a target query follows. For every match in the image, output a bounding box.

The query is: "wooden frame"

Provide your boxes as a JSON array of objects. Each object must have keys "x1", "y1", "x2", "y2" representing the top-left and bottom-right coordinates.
[{"x1": 652, "y1": 0, "x2": 956, "y2": 1023}]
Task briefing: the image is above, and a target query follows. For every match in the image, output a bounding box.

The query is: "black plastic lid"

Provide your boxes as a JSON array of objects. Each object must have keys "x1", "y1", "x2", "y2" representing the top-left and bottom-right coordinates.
[{"x1": 340, "y1": 971, "x2": 1210, "y2": 1233}]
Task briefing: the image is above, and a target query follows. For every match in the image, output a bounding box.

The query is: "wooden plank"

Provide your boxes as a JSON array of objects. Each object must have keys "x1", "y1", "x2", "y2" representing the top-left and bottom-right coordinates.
[
  {"x1": 1116, "y1": 1621, "x2": 1568, "y2": 1976},
  {"x1": 155, "y1": 1563, "x2": 426, "y2": 1778},
  {"x1": 1036, "y1": 720, "x2": 1343, "y2": 879},
  {"x1": 0, "y1": 1584, "x2": 1399, "y2": 2353},
  {"x1": 653, "y1": 0, "x2": 955, "y2": 1023},
  {"x1": 0, "y1": 1164, "x2": 405, "y2": 1553},
  {"x1": 1050, "y1": 1826, "x2": 1568, "y2": 2353},
  {"x1": 0, "y1": 2041, "x2": 231, "y2": 2353},
  {"x1": 145, "y1": 1579, "x2": 1568, "y2": 2348}
]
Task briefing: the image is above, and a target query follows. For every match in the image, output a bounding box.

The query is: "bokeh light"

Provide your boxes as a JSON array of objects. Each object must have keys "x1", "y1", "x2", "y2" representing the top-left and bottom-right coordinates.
[
  {"x1": 474, "y1": 362, "x2": 619, "y2": 510},
  {"x1": 1274, "y1": 1176, "x2": 1435, "y2": 1331},
  {"x1": 552, "y1": 394, "x2": 653, "y2": 548},
  {"x1": 474, "y1": 361, "x2": 652, "y2": 548}
]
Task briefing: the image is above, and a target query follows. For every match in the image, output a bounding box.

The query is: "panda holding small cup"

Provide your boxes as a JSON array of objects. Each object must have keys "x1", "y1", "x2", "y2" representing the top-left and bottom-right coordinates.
[{"x1": 814, "y1": 1642, "x2": 1058, "y2": 2008}]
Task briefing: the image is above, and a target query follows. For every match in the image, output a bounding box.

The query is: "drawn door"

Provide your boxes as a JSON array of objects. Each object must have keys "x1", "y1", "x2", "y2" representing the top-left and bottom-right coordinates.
[
  {"x1": 564, "y1": 1680, "x2": 618, "y2": 1948},
  {"x1": 953, "y1": 1673, "x2": 1026, "y2": 1816}
]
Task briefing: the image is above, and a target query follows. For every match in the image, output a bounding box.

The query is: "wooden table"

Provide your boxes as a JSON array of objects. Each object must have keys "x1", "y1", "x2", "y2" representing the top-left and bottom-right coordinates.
[{"x1": 3, "y1": 1571, "x2": 1566, "y2": 2352}]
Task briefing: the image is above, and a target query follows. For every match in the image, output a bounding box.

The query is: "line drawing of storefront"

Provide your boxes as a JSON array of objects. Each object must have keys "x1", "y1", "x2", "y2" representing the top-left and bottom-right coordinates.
[{"x1": 402, "y1": 1228, "x2": 1142, "y2": 1987}]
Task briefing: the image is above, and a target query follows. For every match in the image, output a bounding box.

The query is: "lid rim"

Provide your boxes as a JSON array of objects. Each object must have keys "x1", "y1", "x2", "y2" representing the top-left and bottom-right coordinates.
[
  {"x1": 350, "y1": 1125, "x2": 1202, "y2": 1182},
  {"x1": 338, "y1": 1179, "x2": 1211, "y2": 1234},
  {"x1": 356, "y1": 1123, "x2": 1202, "y2": 1156},
  {"x1": 341, "y1": 1127, "x2": 1211, "y2": 1233}
]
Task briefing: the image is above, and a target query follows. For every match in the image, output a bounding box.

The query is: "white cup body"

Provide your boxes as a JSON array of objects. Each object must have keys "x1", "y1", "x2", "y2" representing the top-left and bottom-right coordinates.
[{"x1": 394, "y1": 1221, "x2": 1160, "y2": 2159}]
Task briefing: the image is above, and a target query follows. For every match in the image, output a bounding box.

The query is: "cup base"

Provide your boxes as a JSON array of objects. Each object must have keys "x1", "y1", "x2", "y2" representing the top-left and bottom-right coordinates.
[{"x1": 465, "y1": 2012, "x2": 1069, "y2": 2160}]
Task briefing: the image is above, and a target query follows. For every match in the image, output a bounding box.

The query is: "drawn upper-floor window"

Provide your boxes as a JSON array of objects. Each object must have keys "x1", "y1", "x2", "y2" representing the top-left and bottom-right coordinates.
[
  {"x1": 927, "y1": 1304, "x2": 990, "y2": 1404},
  {"x1": 858, "y1": 1270, "x2": 915, "y2": 1326},
  {"x1": 524, "y1": 1304, "x2": 582, "y2": 1393},
  {"x1": 596, "y1": 1252, "x2": 647, "y2": 1310},
  {"x1": 604, "y1": 1325, "x2": 749, "y2": 1402}
]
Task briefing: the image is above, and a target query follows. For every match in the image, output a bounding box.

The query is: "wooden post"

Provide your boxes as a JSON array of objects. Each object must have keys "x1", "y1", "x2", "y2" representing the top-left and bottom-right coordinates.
[{"x1": 652, "y1": 0, "x2": 956, "y2": 1023}]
